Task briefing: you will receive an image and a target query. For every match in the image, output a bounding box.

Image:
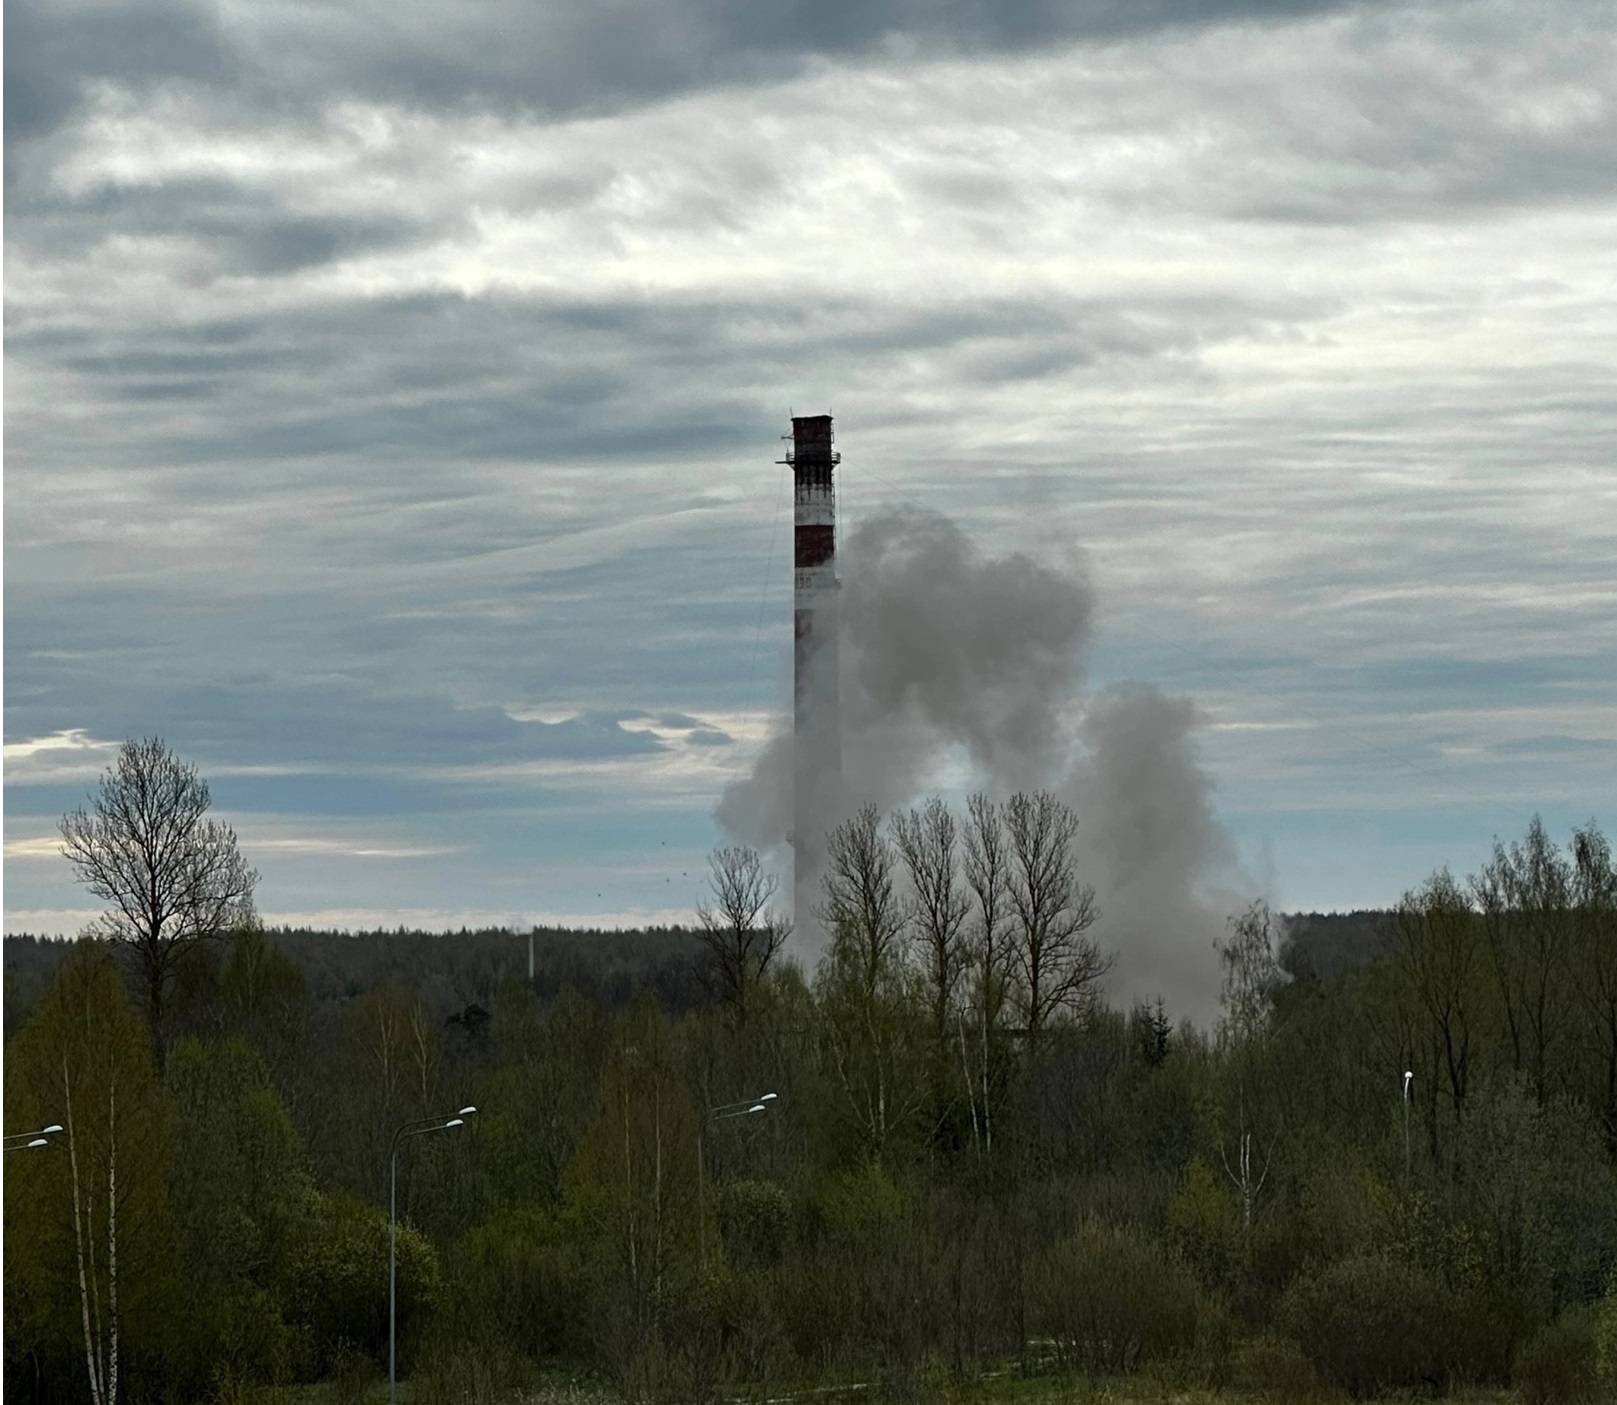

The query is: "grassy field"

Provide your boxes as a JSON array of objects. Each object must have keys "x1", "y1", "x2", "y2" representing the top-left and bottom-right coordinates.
[{"x1": 266, "y1": 1370, "x2": 1525, "y2": 1405}]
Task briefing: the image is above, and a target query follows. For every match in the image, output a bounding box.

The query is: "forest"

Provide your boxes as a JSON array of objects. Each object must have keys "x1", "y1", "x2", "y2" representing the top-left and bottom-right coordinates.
[{"x1": 6, "y1": 767, "x2": 1617, "y2": 1405}]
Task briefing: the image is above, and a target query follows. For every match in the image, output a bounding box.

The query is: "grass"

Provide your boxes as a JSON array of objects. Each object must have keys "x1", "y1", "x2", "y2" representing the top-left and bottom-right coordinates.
[{"x1": 248, "y1": 1367, "x2": 1524, "y2": 1405}]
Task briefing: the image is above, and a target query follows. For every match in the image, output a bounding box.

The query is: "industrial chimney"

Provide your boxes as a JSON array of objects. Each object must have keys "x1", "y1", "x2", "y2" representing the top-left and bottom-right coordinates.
[{"x1": 781, "y1": 414, "x2": 841, "y2": 933}]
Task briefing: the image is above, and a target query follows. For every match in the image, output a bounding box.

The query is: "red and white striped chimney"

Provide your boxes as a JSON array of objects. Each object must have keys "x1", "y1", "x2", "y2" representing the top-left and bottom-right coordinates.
[{"x1": 783, "y1": 414, "x2": 841, "y2": 931}]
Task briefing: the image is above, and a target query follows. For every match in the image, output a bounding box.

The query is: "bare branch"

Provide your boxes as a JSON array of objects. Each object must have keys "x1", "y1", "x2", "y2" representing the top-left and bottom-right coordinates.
[
  {"x1": 695, "y1": 845, "x2": 789, "y2": 1024},
  {"x1": 58, "y1": 738, "x2": 257, "y2": 1065},
  {"x1": 893, "y1": 797, "x2": 971, "y2": 1046},
  {"x1": 1002, "y1": 791, "x2": 1110, "y2": 1049}
]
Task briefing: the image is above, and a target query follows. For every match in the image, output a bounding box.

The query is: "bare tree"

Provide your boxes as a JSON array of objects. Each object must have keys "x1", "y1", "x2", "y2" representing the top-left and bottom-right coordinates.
[
  {"x1": 1570, "y1": 823, "x2": 1617, "y2": 1157},
  {"x1": 694, "y1": 845, "x2": 789, "y2": 1025},
  {"x1": 817, "y1": 805, "x2": 919, "y2": 1155},
  {"x1": 963, "y1": 792, "x2": 1011, "y2": 1152},
  {"x1": 59, "y1": 738, "x2": 257, "y2": 1066},
  {"x1": 894, "y1": 798, "x2": 972, "y2": 1145},
  {"x1": 1216, "y1": 900, "x2": 1285, "y2": 1050},
  {"x1": 1473, "y1": 816, "x2": 1577, "y2": 1104},
  {"x1": 820, "y1": 804, "x2": 908, "y2": 1003},
  {"x1": 1215, "y1": 902, "x2": 1286, "y2": 1226},
  {"x1": 1390, "y1": 871, "x2": 1481, "y2": 1125},
  {"x1": 1002, "y1": 791, "x2": 1109, "y2": 1052},
  {"x1": 892, "y1": 798, "x2": 971, "y2": 1047}
]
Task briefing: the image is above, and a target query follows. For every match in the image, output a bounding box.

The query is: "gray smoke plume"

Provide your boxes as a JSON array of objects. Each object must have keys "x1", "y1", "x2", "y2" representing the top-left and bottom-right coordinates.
[
  {"x1": 716, "y1": 505, "x2": 1249, "y2": 1022},
  {"x1": 1063, "y1": 682, "x2": 1239, "y2": 1024}
]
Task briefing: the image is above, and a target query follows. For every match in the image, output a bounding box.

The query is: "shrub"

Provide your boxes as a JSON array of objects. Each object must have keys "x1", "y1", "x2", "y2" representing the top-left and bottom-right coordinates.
[
  {"x1": 329, "y1": 1344, "x2": 380, "y2": 1405},
  {"x1": 1596, "y1": 1267, "x2": 1617, "y2": 1395},
  {"x1": 450, "y1": 1207, "x2": 594, "y2": 1362},
  {"x1": 1278, "y1": 1253, "x2": 1456, "y2": 1397},
  {"x1": 1139, "y1": 1295, "x2": 1239, "y2": 1395},
  {"x1": 717, "y1": 1179, "x2": 792, "y2": 1271},
  {"x1": 1451, "y1": 1282, "x2": 1541, "y2": 1386},
  {"x1": 1230, "y1": 1332, "x2": 1323, "y2": 1400},
  {"x1": 1514, "y1": 1314, "x2": 1598, "y2": 1405},
  {"x1": 1191, "y1": 1293, "x2": 1238, "y2": 1390},
  {"x1": 411, "y1": 1342, "x2": 510, "y2": 1405},
  {"x1": 1165, "y1": 1158, "x2": 1242, "y2": 1295},
  {"x1": 1025, "y1": 1222, "x2": 1200, "y2": 1374},
  {"x1": 286, "y1": 1192, "x2": 440, "y2": 1377}
]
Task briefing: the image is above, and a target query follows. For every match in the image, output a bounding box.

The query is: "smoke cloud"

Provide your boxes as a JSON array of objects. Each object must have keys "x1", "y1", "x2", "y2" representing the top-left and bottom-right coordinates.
[
  {"x1": 716, "y1": 505, "x2": 1248, "y2": 1022},
  {"x1": 1064, "y1": 682, "x2": 1238, "y2": 1023}
]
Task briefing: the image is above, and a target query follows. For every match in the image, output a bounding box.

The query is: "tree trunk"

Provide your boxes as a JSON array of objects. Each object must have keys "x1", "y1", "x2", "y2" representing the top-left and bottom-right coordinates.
[
  {"x1": 64, "y1": 1060, "x2": 105, "y2": 1405},
  {"x1": 146, "y1": 958, "x2": 167, "y2": 1073},
  {"x1": 107, "y1": 1077, "x2": 119, "y2": 1405}
]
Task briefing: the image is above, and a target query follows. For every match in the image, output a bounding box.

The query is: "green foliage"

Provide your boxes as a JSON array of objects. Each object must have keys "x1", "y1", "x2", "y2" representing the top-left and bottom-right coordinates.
[
  {"x1": 411, "y1": 1338, "x2": 522, "y2": 1405},
  {"x1": 220, "y1": 925, "x2": 309, "y2": 1081},
  {"x1": 818, "y1": 1160, "x2": 906, "y2": 1235},
  {"x1": 481, "y1": 980, "x2": 610, "y2": 1210},
  {"x1": 3, "y1": 940, "x2": 174, "y2": 1398},
  {"x1": 165, "y1": 1036, "x2": 316, "y2": 1387},
  {"x1": 12, "y1": 810, "x2": 1617, "y2": 1401},
  {"x1": 449, "y1": 1207, "x2": 595, "y2": 1362},
  {"x1": 567, "y1": 992, "x2": 702, "y2": 1301},
  {"x1": 1026, "y1": 1222, "x2": 1200, "y2": 1374},
  {"x1": 1165, "y1": 1157, "x2": 1241, "y2": 1294},
  {"x1": 1598, "y1": 1266, "x2": 1617, "y2": 1393},
  {"x1": 1514, "y1": 1312, "x2": 1600, "y2": 1405},
  {"x1": 285, "y1": 1191, "x2": 440, "y2": 1377},
  {"x1": 1450, "y1": 1076, "x2": 1616, "y2": 1316},
  {"x1": 330, "y1": 1343, "x2": 383, "y2": 1405},
  {"x1": 716, "y1": 1178, "x2": 792, "y2": 1270},
  {"x1": 1278, "y1": 1252, "x2": 1457, "y2": 1397}
]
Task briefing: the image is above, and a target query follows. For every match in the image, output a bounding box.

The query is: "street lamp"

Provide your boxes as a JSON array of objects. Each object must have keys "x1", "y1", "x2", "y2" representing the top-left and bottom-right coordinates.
[
  {"x1": 698, "y1": 1093, "x2": 778, "y2": 1270},
  {"x1": 390, "y1": 1107, "x2": 475, "y2": 1405},
  {"x1": 3, "y1": 1123, "x2": 63, "y2": 1152},
  {"x1": 1402, "y1": 1071, "x2": 1413, "y2": 1189}
]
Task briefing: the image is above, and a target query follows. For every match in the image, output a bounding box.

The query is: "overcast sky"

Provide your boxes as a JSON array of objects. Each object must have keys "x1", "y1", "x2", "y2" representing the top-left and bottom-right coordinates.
[{"x1": 6, "y1": 0, "x2": 1615, "y2": 975}]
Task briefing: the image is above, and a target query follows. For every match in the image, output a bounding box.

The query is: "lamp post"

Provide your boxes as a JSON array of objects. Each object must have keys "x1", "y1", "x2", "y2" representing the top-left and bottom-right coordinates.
[
  {"x1": 698, "y1": 1094, "x2": 778, "y2": 1271},
  {"x1": 390, "y1": 1107, "x2": 475, "y2": 1405},
  {"x1": 1402, "y1": 1070, "x2": 1413, "y2": 1190},
  {"x1": 3, "y1": 1123, "x2": 63, "y2": 1152}
]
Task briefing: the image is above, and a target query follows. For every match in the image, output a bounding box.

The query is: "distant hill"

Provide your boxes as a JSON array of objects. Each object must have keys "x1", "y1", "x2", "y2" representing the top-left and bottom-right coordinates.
[
  {"x1": 6, "y1": 911, "x2": 1399, "y2": 1039},
  {"x1": 3, "y1": 925, "x2": 707, "y2": 1041},
  {"x1": 1279, "y1": 909, "x2": 1394, "y2": 981}
]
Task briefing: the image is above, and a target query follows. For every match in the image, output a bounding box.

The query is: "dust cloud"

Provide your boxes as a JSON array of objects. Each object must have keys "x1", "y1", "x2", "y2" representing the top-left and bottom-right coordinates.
[{"x1": 716, "y1": 505, "x2": 1246, "y2": 1022}]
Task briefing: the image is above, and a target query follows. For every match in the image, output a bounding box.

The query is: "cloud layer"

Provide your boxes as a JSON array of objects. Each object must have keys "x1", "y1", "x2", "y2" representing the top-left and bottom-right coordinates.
[{"x1": 7, "y1": 0, "x2": 1615, "y2": 1000}]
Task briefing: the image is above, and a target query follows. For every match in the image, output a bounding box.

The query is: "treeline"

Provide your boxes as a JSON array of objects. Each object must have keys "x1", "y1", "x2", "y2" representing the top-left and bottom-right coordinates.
[
  {"x1": 3, "y1": 926, "x2": 707, "y2": 1042},
  {"x1": 6, "y1": 804, "x2": 1617, "y2": 1403}
]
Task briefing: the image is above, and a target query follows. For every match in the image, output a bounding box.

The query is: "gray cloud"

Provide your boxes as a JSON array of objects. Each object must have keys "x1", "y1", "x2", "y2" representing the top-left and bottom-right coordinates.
[
  {"x1": 4, "y1": 0, "x2": 234, "y2": 151},
  {"x1": 6, "y1": 0, "x2": 1614, "y2": 940},
  {"x1": 24, "y1": 179, "x2": 420, "y2": 276},
  {"x1": 6, "y1": 0, "x2": 1373, "y2": 161}
]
